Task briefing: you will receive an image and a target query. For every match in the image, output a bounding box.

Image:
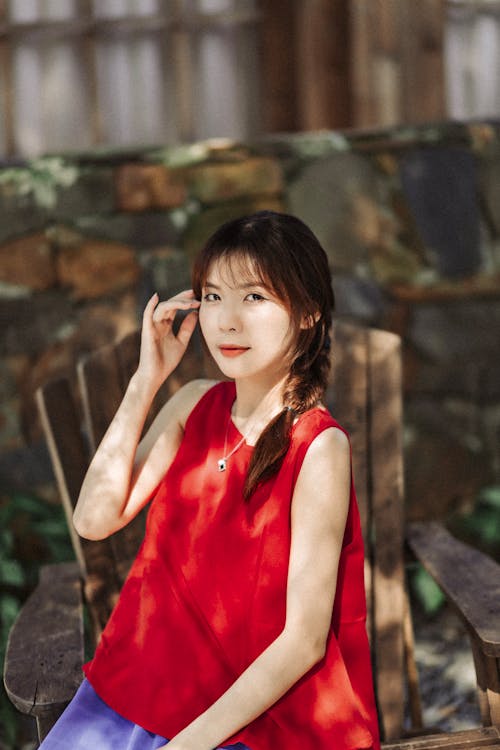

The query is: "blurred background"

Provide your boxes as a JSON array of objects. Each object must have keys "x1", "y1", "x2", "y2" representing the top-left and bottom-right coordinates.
[
  {"x1": 1, "y1": 0, "x2": 500, "y2": 748},
  {"x1": 2, "y1": 0, "x2": 500, "y2": 154}
]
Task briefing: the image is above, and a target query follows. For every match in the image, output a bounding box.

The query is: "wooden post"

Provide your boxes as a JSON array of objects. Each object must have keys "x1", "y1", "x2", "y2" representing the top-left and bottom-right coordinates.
[
  {"x1": 294, "y1": 0, "x2": 351, "y2": 130},
  {"x1": 350, "y1": 0, "x2": 376, "y2": 127},
  {"x1": 77, "y1": 0, "x2": 103, "y2": 146},
  {"x1": 0, "y1": 0, "x2": 15, "y2": 155},
  {"x1": 400, "y1": 0, "x2": 446, "y2": 123},
  {"x1": 257, "y1": 0, "x2": 298, "y2": 132}
]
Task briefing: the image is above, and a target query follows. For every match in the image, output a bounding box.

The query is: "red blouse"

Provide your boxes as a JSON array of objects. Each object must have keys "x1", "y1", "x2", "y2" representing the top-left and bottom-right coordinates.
[{"x1": 84, "y1": 381, "x2": 380, "y2": 750}]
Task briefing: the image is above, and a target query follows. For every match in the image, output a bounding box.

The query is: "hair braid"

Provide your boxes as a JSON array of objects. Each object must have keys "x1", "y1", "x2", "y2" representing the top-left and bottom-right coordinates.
[{"x1": 243, "y1": 326, "x2": 332, "y2": 500}]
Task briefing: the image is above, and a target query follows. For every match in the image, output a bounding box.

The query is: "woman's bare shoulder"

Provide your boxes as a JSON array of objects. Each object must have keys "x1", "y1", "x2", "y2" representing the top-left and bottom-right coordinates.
[{"x1": 168, "y1": 378, "x2": 220, "y2": 429}]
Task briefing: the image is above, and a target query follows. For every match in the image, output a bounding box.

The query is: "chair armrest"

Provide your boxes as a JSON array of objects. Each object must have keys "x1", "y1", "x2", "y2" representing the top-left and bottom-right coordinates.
[
  {"x1": 3, "y1": 561, "x2": 84, "y2": 723},
  {"x1": 406, "y1": 521, "x2": 500, "y2": 658}
]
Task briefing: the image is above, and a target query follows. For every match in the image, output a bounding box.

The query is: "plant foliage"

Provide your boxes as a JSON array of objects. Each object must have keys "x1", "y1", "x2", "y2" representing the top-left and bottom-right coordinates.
[{"x1": 0, "y1": 490, "x2": 74, "y2": 749}]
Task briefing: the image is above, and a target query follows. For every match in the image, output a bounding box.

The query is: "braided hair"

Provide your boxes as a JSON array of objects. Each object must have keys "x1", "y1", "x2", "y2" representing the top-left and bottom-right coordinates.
[{"x1": 192, "y1": 210, "x2": 334, "y2": 500}]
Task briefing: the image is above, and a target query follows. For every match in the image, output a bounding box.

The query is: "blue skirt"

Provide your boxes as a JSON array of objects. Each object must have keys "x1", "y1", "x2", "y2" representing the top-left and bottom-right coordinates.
[{"x1": 39, "y1": 679, "x2": 251, "y2": 750}]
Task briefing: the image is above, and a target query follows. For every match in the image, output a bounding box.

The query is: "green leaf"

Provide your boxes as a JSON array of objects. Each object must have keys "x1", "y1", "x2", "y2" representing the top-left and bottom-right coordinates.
[
  {"x1": 478, "y1": 485, "x2": 500, "y2": 510},
  {"x1": 0, "y1": 529, "x2": 14, "y2": 559},
  {"x1": 0, "y1": 559, "x2": 25, "y2": 587},
  {"x1": 411, "y1": 565, "x2": 445, "y2": 616},
  {"x1": 32, "y1": 518, "x2": 71, "y2": 538}
]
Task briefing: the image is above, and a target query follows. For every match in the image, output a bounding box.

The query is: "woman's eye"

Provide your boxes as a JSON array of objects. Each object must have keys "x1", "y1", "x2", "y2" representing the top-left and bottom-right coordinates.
[
  {"x1": 203, "y1": 293, "x2": 220, "y2": 302},
  {"x1": 245, "y1": 292, "x2": 265, "y2": 302}
]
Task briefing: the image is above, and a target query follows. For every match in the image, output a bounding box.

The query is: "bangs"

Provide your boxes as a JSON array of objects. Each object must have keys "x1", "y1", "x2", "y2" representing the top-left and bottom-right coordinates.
[{"x1": 192, "y1": 245, "x2": 288, "y2": 304}]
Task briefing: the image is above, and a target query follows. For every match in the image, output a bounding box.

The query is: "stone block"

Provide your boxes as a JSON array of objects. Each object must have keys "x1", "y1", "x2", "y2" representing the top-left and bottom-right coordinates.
[
  {"x1": 0, "y1": 354, "x2": 31, "y2": 400},
  {"x1": 0, "y1": 439, "x2": 54, "y2": 494},
  {"x1": 52, "y1": 167, "x2": 115, "y2": 220},
  {"x1": 139, "y1": 247, "x2": 191, "y2": 302},
  {"x1": 57, "y1": 240, "x2": 141, "y2": 299},
  {"x1": 76, "y1": 212, "x2": 182, "y2": 249},
  {"x1": 404, "y1": 399, "x2": 492, "y2": 521},
  {"x1": 332, "y1": 274, "x2": 387, "y2": 324},
  {"x1": 182, "y1": 197, "x2": 285, "y2": 265},
  {"x1": 0, "y1": 292, "x2": 76, "y2": 356},
  {"x1": 0, "y1": 232, "x2": 57, "y2": 291},
  {"x1": 186, "y1": 157, "x2": 283, "y2": 204},
  {"x1": 408, "y1": 299, "x2": 500, "y2": 400},
  {"x1": 477, "y1": 151, "x2": 500, "y2": 255},
  {"x1": 0, "y1": 191, "x2": 48, "y2": 244},
  {"x1": 115, "y1": 164, "x2": 187, "y2": 212},
  {"x1": 399, "y1": 148, "x2": 482, "y2": 278},
  {"x1": 287, "y1": 152, "x2": 388, "y2": 273},
  {"x1": 19, "y1": 292, "x2": 139, "y2": 443}
]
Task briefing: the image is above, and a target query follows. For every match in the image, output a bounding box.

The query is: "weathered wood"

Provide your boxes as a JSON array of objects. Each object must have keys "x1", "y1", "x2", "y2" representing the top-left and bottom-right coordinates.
[
  {"x1": 36, "y1": 380, "x2": 89, "y2": 573},
  {"x1": 4, "y1": 562, "x2": 84, "y2": 720},
  {"x1": 407, "y1": 522, "x2": 500, "y2": 658},
  {"x1": 403, "y1": 588, "x2": 424, "y2": 730},
  {"x1": 257, "y1": 0, "x2": 298, "y2": 132},
  {"x1": 350, "y1": 0, "x2": 377, "y2": 127},
  {"x1": 294, "y1": 0, "x2": 351, "y2": 129},
  {"x1": 78, "y1": 341, "x2": 145, "y2": 587},
  {"x1": 369, "y1": 329, "x2": 405, "y2": 740},
  {"x1": 384, "y1": 726, "x2": 500, "y2": 750},
  {"x1": 36, "y1": 375, "x2": 126, "y2": 636},
  {"x1": 327, "y1": 324, "x2": 373, "y2": 637}
]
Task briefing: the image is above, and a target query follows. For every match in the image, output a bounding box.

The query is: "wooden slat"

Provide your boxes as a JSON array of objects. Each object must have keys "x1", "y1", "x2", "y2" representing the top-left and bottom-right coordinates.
[
  {"x1": 36, "y1": 376, "x2": 123, "y2": 636},
  {"x1": 369, "y1": 328, "x2": 405, "y2": 740},
  {"x1": 4, "y1": 562, "x2": 83, "y2": 721},
  {"x1": 78, "y1": 341, "x2": 145, "y2": 586},
  {"x1": 36, "y1": 380, "x2": 89, "y2": 573},
  {"x1": 407, "y1": 522, "x2": 500, "y2": 658},
  {"x1": 383, "y1": 726, "x2": 500, "y2": 750},
  {"x1": 326, "y1": 322, "x2": 373, "y2": 642}
]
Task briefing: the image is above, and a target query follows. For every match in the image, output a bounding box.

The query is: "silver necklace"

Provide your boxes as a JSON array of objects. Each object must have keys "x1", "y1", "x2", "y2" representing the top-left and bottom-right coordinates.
[
  {"x1": 217, "y1": 418, "x2": 248, "y2": 472},
  {"x1": 218, "y1": 401, "x2": 290, "y2": 472}
]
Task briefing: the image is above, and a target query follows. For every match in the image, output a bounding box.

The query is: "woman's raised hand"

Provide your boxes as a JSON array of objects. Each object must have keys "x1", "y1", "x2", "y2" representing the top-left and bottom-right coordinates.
[{"x1": 136, "y1": 290, "x2": 200, "y2": 391}]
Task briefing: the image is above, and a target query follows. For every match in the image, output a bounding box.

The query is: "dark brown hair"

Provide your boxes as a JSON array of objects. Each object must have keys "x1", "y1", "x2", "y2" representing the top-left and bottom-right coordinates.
[{"x1": 192, "y1": 210, "x2": 334, "y2": 499}]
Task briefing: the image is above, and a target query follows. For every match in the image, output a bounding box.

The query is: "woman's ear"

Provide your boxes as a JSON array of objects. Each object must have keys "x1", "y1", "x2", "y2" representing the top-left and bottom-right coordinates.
[{"x1": 300, "y1": 310, "x2": 321, "y2": 330}]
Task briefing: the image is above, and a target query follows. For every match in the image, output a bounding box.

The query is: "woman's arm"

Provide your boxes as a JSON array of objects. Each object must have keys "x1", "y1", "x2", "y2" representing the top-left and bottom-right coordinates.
[
  {"x1": 164, "y1": 425, "x2": 351, "y2": 750},
  {"x1": 73, "y1": 290, "x2": 203, "y2": 541}
]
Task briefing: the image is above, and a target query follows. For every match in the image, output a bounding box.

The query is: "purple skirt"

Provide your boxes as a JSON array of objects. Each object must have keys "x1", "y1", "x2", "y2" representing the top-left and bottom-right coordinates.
[{"x1": 39, "y1": 679, "x2": 251, "y2": 750}]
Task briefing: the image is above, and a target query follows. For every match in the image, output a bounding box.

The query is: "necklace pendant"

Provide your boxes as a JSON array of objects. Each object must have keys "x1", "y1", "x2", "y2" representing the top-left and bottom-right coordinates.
[{"x1": 218, "y1": 458, "x2": 227, "y2": 472}]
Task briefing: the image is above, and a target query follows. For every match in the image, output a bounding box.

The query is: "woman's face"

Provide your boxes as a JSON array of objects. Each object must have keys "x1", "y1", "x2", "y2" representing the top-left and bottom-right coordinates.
[{"x1": 198, "y1": 256, "x2": 296, "y2": 388}]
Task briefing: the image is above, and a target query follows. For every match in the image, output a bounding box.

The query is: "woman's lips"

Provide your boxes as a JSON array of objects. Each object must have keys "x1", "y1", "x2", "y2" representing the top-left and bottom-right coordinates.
[{"x1": 218, "y1": 345, "x2": 250, "y2": 358}]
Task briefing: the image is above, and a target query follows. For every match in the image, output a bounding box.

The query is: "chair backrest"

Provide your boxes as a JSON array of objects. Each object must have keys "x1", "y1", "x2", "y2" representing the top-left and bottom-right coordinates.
[{"x1": 36, "y1": 321, "x2": 405, "y2": 741}]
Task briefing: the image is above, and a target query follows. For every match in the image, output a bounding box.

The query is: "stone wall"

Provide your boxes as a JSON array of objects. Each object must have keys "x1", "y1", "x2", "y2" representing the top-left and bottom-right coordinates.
[{"x1": 1, "y1": 124, "x2": 499, "y2": 520}]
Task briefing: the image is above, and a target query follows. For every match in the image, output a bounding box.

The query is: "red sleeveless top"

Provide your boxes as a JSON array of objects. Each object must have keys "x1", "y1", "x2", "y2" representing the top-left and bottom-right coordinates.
[{"x1": 84, "y1": 381, "x2": 380, "y2": 750}]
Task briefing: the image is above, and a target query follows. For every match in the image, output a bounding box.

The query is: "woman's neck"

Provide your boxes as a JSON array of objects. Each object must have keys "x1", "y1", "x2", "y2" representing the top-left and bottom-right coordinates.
[{"x1": 231, "y1": 376, "x2": 287, "y2": 443}]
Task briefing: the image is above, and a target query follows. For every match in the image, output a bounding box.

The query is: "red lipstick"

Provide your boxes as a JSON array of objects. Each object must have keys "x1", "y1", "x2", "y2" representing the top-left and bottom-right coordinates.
[{"x1": 219, "y1": 345, "x2": 250, "y2": 358}]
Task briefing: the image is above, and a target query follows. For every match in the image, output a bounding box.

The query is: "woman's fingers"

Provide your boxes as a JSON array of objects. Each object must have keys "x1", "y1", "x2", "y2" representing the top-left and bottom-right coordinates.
[
  {"x1": 176, "y1": 309, "x2": 199, "y2": 348},
  {"x1": 151, "y1": 291, "x2": 200, "y2": 325}
]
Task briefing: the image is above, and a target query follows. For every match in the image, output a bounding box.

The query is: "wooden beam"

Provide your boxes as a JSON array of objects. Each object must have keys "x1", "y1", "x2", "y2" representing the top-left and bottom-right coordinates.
[{"x1": 0, "y1": 9, "x2": 261, "y2": 42}]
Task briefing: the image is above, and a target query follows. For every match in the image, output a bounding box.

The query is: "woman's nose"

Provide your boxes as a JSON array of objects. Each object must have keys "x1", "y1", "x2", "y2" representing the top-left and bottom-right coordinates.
[{"x1": 218, "y1": 304, "x2": 240, "y2": 332}]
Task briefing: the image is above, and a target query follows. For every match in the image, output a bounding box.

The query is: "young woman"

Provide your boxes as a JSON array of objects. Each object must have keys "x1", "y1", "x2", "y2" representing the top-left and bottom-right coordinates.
[{"x1": 40, "y1": 211, "x2": 380, "y2": 750}]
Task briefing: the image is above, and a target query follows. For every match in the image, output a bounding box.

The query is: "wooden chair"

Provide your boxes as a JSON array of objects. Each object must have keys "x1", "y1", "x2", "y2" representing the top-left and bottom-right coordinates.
[{"x1": 4, "y1": 322, "x2": 500, "y2": 749}]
